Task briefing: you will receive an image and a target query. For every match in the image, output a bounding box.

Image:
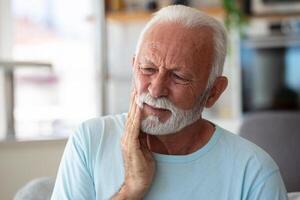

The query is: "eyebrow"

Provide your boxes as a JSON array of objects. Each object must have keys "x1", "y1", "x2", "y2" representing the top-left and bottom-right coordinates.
[
  {"x1": 172, "y1": 69, "x2": 194, "y2": 80},
  {"x1": 139, "y1": 56, "x2": 157, "y2": 65},
  {"x1": 140, "y1": 60, "x2": 155, "y2": 66},
  {"x1": 139, "y1": 57, "x2": 197, "y2": 80}
]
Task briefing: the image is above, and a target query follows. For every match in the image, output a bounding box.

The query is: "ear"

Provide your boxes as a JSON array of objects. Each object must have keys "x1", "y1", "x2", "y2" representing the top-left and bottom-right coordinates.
[{"x1": 205, "y1": 76, "x2": 228, "y2": 108}]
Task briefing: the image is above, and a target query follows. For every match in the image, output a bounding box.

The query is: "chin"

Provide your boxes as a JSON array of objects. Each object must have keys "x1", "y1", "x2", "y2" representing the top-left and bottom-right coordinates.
[{"x1": 141, "y1": 115, "x2": 183, "y2": 136}]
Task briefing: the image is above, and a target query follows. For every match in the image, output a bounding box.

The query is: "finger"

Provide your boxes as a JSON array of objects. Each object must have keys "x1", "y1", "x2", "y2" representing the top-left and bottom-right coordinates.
[
  {"x1": 131, "y1": 106, "x2": 141, "y2": 138},
  {"x1": 123, "y1": 89, "x2": 137, "y2": 142},
  {"x1": 126, "y1": 87, "x2": 137, "y2": 123},
  {"x1": 129, "y1": 88, "x2": 136, "y2": 113},
  {"x1": 126, "y1": 96, "x2": 137, "y2": 133},
  {"x1": 127, "y1": 106, "x2": 141, "y2": 148}
]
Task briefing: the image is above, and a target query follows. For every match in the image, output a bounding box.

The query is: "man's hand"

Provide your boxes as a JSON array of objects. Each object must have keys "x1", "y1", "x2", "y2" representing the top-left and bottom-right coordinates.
[{"x1": 111, "y1": 90, "x2": 155, "y2": 200}]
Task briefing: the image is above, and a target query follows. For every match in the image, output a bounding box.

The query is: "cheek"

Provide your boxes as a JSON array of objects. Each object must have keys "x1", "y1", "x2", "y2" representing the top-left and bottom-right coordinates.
[
  {"x1": 170, "y1": 85, "x2": 200, "y2": 109},
  {"x1": 134, "y1": 73, "x2": 149, "y2": 94}
]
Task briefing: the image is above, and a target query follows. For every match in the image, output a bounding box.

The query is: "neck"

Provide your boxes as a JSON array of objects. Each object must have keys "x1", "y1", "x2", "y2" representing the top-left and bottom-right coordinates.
[{"x1": 146, "y1": 118, "x2": 215, "y2": 155}]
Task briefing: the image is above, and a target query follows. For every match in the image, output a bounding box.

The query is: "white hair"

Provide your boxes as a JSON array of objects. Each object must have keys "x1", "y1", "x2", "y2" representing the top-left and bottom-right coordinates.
[{"x1": 135, "y1": 5, "x2": 227, "y2": 88}]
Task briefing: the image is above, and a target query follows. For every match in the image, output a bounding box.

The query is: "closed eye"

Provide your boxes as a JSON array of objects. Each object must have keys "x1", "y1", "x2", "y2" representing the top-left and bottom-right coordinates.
[
  {"x1": 139, "y1": 66, "x2": 157, "y2": 75},
  {"x1": 171, "y1": 72, "x2": 191, "y2": 85}
]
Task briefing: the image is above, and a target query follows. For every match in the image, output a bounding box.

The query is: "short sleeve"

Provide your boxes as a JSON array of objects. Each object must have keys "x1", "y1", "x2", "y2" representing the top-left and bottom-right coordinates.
[
  {"x1": 247, "y1": 170, "x2": 288, "y2": 200},
  {"x1": 51, "y1": 124, "x2": 95, "y2": 200}
]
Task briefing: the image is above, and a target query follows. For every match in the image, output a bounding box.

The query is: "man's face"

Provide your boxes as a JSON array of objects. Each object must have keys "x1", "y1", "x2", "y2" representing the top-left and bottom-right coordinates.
[{"x1": 133, "y1": 22, "x2": 215, "y2": 135}]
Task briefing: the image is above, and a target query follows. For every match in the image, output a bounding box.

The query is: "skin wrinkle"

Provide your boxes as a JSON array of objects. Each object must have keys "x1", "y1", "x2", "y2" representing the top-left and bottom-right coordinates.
[
  {"x1": 143, "y1": 70, "x2": 197, "y2": 107},
  {"x1": 139, "y1": 40, "x2": 205, "y2": 106},
  {"x1": 139, "y1": 66, "x2": 197, "y2": 99},
  {"x1": 139, "y1": 55, "x2": 195, "y2": 81},
  {"x1": 144, "y1": 27, "x2": 212, "y2": 67},
  {"x1": 133, "y1": 21, "x2": 227, "y2": 155},
  {"x1": 138, "y1": 61, "x2": 199, "y2": 107},
  {"x1": 110, "y1": 7, "x2": 229, "y2": 199},
  {"x1": 141, "y1": 35, "x2": 214, "y2": 85},
  {"x1": 143, "y1": 23, "x2": 215, "y2": 72},
  {"x1": 137, "y1": 46, "x2": 210, "y2": 107}
]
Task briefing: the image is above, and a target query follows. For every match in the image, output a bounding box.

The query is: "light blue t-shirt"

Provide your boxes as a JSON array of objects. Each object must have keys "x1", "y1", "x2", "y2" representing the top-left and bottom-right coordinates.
[{"x1": 51, "y1": 114, "x2": 288, "y2": 200}]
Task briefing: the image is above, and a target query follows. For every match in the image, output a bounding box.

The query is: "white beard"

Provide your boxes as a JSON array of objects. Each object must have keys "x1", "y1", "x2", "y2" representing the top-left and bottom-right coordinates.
[{"x1": 136, "y1": 91, "x2": 209, "y2": 135}]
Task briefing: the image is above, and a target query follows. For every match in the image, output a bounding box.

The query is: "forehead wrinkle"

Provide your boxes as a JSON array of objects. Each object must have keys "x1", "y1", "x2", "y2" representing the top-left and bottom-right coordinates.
[
  {"x1": 139, "y1": 46, "x2": 165, "y2": 67},
  {"x1": 142, "y1": 44, "x2": 201, "y2": 79},
  {"x1": 166, "y1": 32, "x2": 212, "y2": 75},
  {"x1": 166, "y1": 49, "x2": 195, "y2": 70},
  {"x1": 143, "y1": 24, "x2": 195, "y2": 68},
  {"x1": 140, "y1": 23, "x2": 213, "y2": 80}
]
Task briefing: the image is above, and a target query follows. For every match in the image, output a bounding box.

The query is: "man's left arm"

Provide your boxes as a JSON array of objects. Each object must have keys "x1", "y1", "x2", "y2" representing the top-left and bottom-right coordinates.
[{"x1": 247, "y1": 170, "x2": 288, "y2": 200}]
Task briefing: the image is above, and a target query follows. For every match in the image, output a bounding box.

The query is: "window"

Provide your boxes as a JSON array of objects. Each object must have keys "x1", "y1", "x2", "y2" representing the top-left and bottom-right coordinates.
[{"x1": 11, "y1": 0, "x2": 99, "y2": 139}]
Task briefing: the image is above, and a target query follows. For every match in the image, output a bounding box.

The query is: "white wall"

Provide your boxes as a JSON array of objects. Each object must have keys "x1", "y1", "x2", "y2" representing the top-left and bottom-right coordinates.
[
  {"x1": 107, "y1": 20, "x2": 146, "y2": 114},
  {"x1": 0, "y1": 0, "x2": 12, "y2": 58},
  {"x1": 189, "y1": 0, "x2": 221, "y2": 7},
  {"x1": 0, "y1": 71, "x2": 5, "y2": 140},
  {"x1": 0, "y1": 0, "x2": 12, "y2": 139},
  {"x1": 123, "y1": 0, "x2": 222, "y2": 9},
  {"x1": 0, "y1": 139, "x2": 67, "y2": 200}
]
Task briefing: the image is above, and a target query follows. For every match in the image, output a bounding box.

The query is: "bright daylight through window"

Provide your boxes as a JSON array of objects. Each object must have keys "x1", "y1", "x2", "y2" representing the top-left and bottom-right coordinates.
[{"x1": 11, "y1": 0, "x2": 98, "y2": 140}]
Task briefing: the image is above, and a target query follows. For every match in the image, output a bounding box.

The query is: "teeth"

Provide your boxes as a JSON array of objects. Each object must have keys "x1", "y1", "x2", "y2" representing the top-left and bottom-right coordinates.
[
  {"x1": 149, "y1": 105, "x2": 166, "y2": 110},
  {"x1": 136, "y1": 94, "x2": 168, "y2": 110},
  {"x1": 148, "y1": 104, "x2": 160, "y2": 109}
]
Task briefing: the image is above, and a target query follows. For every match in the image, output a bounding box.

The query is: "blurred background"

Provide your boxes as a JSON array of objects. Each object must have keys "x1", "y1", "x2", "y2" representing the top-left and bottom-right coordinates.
[{"x1": 1, "y1": 0, "x2": 300, "y2": 199}]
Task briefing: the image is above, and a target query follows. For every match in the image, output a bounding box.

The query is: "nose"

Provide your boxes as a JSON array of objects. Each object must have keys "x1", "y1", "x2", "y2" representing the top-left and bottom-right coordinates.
[{"x1": 148, "y1": 73, "x2": 169, "y2": 98}]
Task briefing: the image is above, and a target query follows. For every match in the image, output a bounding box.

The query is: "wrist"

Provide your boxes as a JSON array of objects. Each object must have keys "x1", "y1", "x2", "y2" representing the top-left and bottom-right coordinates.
[
  {"x1": 118, "y1": 183, "x2": 144, "y2": 200},
  {"x1": 110, "y1": 183, "x2": 145, "y2": 200}
]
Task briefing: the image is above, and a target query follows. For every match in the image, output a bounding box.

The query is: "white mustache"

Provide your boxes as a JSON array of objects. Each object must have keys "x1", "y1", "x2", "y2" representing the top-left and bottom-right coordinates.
[{"x1": 136, "y1": 93, "x2": 180, "y2": 113}]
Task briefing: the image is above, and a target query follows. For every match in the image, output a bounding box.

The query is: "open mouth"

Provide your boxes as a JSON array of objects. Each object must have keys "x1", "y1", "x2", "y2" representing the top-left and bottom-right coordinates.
[{"x1": 143, "y1": 103, "x2": 170, "y2": 115}]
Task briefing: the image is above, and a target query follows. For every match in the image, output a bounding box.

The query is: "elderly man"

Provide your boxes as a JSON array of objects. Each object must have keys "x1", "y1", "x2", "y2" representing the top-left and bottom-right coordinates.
[{"x1": 51, "y1": 5, "x2": 288, "y2": 200}]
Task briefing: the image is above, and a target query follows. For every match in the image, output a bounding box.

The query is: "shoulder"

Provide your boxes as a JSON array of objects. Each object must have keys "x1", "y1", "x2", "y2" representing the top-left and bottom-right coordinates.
[
  {"x1": 80, "y1": 113, "x2": 127, "y2": 131},
  {"x1": 74, "y1": 113, "x2": 127, "y2": 139},
  {"x1": 51, "y1": 114, "x2": 127, "y2": 200},
  {"x1": 216, "y1": 126, "x2": 286, "y2": 196},
  {"x1": 216, "y1": 126, "x2": 279, "y2": 174},
  {"x1": 62, "y1": 113, "x2": 127, "y2": 171},
  {"x1": 68, "y1": 113, "x2": 127, "y2": 154}
]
